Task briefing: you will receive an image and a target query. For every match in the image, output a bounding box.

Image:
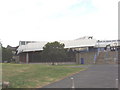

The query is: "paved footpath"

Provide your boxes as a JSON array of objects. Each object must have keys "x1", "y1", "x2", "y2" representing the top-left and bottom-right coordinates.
[{"x1": 43, "y1": 64, "x2": 118, "y2": 88}]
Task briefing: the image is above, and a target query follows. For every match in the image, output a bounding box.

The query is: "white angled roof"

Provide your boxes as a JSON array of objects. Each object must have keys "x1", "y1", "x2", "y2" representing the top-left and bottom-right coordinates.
[
  {"x1": 17, "y1": 37, "x2": 97, "y2": 54},
  {"x1": 17, "y1": 41, "x2": 48, "y2": 54},
  {"x1": 60, "y1": 39, "x2": 96, "y2": 48}
]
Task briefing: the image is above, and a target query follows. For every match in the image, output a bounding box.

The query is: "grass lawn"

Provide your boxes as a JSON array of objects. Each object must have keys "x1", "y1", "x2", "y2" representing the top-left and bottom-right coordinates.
[{"x1": 2, "y1": 63, "x2": 86, "y2": 88}]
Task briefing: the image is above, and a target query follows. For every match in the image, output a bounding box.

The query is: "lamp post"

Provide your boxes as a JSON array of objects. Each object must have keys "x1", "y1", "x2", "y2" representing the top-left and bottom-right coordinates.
[{"x1": 97, "y1": 40, "x2": 100, "y2": 56}]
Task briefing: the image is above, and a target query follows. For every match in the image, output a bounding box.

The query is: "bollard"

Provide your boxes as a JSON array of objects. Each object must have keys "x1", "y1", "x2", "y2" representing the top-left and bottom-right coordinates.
[
  {"x1": 116, "y1": 79, "x2": 118, "y2": 88},
  {"x1": 71, "y1": 77, "x2": 75, "y2": 88}
]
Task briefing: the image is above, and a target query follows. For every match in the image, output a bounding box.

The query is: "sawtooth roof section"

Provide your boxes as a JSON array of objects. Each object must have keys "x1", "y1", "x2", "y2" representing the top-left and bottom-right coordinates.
[{"x1": 17, "y1": 38, "x2": 97, "y2": 54}]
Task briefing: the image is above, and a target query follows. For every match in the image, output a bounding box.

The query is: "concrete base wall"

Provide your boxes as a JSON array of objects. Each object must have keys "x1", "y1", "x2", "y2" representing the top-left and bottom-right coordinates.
[{"x1": 76, "y1": 51, "x2": 96, "y2": 64}]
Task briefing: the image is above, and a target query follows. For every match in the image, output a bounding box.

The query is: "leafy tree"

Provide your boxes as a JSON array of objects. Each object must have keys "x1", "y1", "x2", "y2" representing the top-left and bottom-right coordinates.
[
  {"x1": 2, "y1": 46, "x2": 13, "y2": 63},
  {"x1": 41, "y1": 41, "x2": 67, "y2": 65}
]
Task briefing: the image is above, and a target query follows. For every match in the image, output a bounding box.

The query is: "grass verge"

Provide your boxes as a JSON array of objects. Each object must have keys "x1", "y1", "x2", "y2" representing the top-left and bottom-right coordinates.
[{"x1": 2, "y1": 63, "x2": 86, "y2": 88}]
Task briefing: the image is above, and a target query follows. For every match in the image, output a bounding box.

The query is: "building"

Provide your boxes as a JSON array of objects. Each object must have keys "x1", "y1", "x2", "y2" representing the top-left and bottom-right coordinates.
[{"x1": 16, "y1": 36, "x2": 119, "y2": 64}]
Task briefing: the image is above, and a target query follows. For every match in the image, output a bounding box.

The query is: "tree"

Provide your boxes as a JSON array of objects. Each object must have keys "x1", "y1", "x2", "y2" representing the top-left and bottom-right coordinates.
[
  {"x1": 41, "y1": 41, "x2": 67, "y2": 65},
  {"x1": 2, "y1": 46, "x2": 13, "y2": 63}
]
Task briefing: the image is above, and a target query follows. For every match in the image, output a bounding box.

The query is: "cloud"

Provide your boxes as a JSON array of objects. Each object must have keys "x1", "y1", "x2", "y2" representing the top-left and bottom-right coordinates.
[
  {"x1": 49, "y1": 0, "x2": 97, "y2": 18},
  {"x1": 0, "y1": 0, "x2": 118, "y2": 46}
]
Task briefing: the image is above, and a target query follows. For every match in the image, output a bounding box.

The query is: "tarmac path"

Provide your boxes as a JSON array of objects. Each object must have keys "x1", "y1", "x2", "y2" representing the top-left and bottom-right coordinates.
[{"x1": 43, "y1": 64, "x2": 118, "y2": 88}]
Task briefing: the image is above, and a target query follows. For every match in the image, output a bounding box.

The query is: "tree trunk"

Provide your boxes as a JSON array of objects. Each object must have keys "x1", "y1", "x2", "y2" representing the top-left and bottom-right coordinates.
[{"x1": 52, "y1": 62, "x2": 54, "y2": 65}]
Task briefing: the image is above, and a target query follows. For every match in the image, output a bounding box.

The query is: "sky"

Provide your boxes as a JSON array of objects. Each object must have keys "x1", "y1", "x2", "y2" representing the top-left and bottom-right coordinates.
[{"x1": 0, "y1": 0, "x2": 119, "y2": 47}]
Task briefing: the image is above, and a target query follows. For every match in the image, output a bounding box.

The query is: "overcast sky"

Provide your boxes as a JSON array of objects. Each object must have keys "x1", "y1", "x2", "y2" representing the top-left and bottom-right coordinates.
[{"x1": 0, "y1": 0, "x2": 119, "y2": 47}]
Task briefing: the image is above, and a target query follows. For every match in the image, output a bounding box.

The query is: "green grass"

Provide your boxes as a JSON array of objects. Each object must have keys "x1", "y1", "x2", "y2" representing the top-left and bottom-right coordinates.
[{"x1": 2, "y1": 63, "x2": 86, "y2": 88}]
